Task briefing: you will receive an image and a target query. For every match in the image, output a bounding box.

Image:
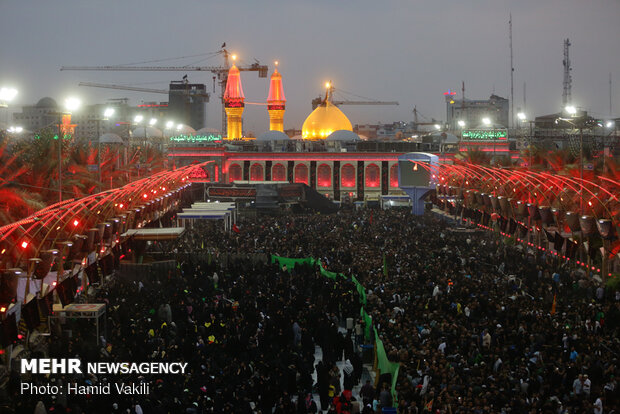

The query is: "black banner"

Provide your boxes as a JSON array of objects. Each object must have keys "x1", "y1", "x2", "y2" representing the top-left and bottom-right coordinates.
[
  {"x1": 0, "y1": 312, "x2": 17, "y2": 347},
  {"x1": 565, "y1": 239, "x2": 579, "y2": 259},
  {"x1": 509, "y1": 219, "x2": 517, "y2": 235},
  {"x1": 22, "y1": 298, "x2": 41, "y2": 331},
  {"x1": 554, "y1": 233, "x2": 565, "y2": 252}
]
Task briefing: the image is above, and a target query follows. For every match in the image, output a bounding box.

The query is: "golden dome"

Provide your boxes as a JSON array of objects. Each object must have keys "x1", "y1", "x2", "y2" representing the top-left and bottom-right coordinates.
[{"x1": 302, "y1": 101, "x2": 352, "y2": 140}]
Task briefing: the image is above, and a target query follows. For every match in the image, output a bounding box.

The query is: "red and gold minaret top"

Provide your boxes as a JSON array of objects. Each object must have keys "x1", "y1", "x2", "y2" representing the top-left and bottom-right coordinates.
[
  {"x1": 224, "y1": 56, "x2": 245, "y2": 139},
  {"x1": 224, "y1": 60, "x2": 245, "y2": 107},
  {"x1": 267, "y1": 62, "x2": 286, "y2": 108}
]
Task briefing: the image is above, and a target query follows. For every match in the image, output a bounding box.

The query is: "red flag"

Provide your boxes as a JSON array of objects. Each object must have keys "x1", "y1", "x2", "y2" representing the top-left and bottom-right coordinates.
[
  {"x1": 550, "y1": 294, "x2": 556, "y2": 315},
  {"x1": 232, "y1": 224, "x2": 240, "y2": 234},
  {"x1": 369, "y1": 211, "x2": 374, "y2": 225}
]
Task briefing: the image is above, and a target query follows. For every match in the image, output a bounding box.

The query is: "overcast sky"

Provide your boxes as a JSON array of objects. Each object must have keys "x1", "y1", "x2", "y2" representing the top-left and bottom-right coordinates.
[{"x1": 1, "y1": 0, "x2": 619, "y2": 134}]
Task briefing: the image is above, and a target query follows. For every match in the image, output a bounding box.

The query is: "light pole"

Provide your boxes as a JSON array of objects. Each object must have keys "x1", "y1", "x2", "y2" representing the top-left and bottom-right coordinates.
[
  {"x1": 96, "y1": 108, "x2": 115, "y2": 192},
  {"x1": 557, "y1": 105, "x2": 588, "y2": 214},
  {"x1": 55, "y1": 98, "x2": 81, "y2": 203},
  {"x1": 149, "y1": 118, "x2": 157, "y2": 149},
  {"x1": 482, "y1": 117, "x2": 492, "y2": 162},
  {"x1": 0, "y1": 87, "x2": 18, "y2": 128},
  {"x1": 517, "y1": 112, "x2": 533, "y2": 168},
  {"x1": 134, "y1": 114, "x2": 144, "y2": 148},
  {"x1": 603, "y1": 120, "x2": 614, "y2": 173},
  {"x1": 164, "y1": 120, "x2": 174, "y2": 151}
]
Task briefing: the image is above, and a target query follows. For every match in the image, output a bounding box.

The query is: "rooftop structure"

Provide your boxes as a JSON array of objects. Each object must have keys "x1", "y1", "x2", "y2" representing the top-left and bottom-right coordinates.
[{"x1": 223, "y1": 62, "x2": 245, "y2": 140}]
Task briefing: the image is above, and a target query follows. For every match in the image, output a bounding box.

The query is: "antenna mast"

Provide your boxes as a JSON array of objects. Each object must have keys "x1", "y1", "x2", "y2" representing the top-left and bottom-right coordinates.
[
  {"x1": 610, "y1": 73, "x2": 613, "y2": 117},
  {"x1": 562, "y1": 39, "x2": 572, "y2": 106},
  {"x1": 509, "y1": 13, "x2": 514, "y2": 128},
  {"x1": 523, "y1": 82, "x2": 526, "y2": 114}
]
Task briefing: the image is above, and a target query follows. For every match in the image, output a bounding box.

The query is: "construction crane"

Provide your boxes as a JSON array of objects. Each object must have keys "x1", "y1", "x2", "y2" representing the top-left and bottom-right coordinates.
[
  {"x1": 412, "y1": 106, "x2": 440, "y2": 130},
  {"x1": 78, "y1": 81, "x2": 210, "y2": 98},
  {"x1": 311, "y1": 85, "x2": 398, "y2": 109},
  {"x1": 79, "y1": 81, "x2": 211, "y2": 129},
  {"x1": 61, "y1": 46, "x2": 268, "y2": 132}
]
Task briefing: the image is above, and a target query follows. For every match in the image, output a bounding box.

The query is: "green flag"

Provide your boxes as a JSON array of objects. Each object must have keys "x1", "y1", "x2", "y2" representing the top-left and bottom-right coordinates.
[{"x1": 375, "y1": 328, "x2": 400, "y2": 406}]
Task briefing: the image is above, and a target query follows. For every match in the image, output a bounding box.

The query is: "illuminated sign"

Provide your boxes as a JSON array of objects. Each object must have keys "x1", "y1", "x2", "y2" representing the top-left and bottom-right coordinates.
[
  {"x1": 35, "y1": 134, "x2": 72, "y2": 140},
  {"x1": 277, "y1": 185, "x2": 302, "y2": 199},
  {"x1": 207, "y1": 187, "x2": 256, "y2": 198},
  {"x1": 461, "y1": 129, "x2": 507, "y2": 141},
  {"x1": 170, "y1": 134, "x2": 222, "y2": 143},
  {"x1": 268, "y1": 104, "x2": 285, "y2": 111}
]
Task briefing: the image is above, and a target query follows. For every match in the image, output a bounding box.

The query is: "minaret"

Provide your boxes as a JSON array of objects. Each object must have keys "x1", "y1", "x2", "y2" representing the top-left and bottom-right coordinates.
[
  {"x1": 224, "y1": 55, "x2": 245, "y2": 139},
  {"x1": 267, "y1": 61, "x2": 286, "y2": 132}
]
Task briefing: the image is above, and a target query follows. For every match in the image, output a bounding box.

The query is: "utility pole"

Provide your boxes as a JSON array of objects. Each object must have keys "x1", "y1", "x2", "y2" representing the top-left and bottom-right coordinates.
[
  {"x1": 96, "y1": 119, "x2": 102, "y2": 193},
  {"x1": 580, "y1": 126, "x2": 583, "y2": 215},
  {"x1": 562, "y1": 39, "x2": 572, "y2": 106},
  {"x1": 58, "y1": 117, "x2": 62, "y2": 203},
  {"x1": 509, "y1": 13, "x2": 514, "y2": 128},
  {"x1": 610, "y1": 73, "x2": 613, "y2": 117},
  {"x1": 523, "y1": 82, "x2": 526, "y2": 115}
]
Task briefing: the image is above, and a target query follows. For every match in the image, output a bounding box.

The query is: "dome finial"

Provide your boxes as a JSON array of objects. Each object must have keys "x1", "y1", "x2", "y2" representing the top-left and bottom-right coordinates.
[{"x1": 324, "y1": 81, "x2": 333, "y2": 104}]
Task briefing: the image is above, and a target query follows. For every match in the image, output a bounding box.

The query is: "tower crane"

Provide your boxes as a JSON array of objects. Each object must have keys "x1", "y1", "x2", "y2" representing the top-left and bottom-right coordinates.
[
  {"x1": 78, "y1": 81, "x2": 210, "y2": 98},
  {"x1": 61, "y1": 46, "x2": 268, "y2": 133},
  {"x1": 311, "y1": 84, "x2": 398, "y2": 109}
]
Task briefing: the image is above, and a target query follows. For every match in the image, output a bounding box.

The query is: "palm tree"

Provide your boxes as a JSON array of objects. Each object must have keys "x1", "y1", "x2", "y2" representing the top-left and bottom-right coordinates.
[{"x1": 0, "y1": 133, "x2": 44, "y2": 225}]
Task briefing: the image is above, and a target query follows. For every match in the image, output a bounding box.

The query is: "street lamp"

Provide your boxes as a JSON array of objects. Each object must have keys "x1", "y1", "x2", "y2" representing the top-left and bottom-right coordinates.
[
  {"x1": 603, "y1": 120, "x2": 615, "y2": 173},
  {"x1": 56, "y1": 97, "x2": 81, "y2": 203},
  {"x1": 0, "y1": 87, "x2": 18, "y2": 104},
  {"x1": 457, "y1": 120, "x2": 466, "y2": 128},
  {"x1": 96, "y1": 108, "x2": 115, "y2": 192},
  {"x1": 557, "y1": 109, "x2": 587, "y2": 214},
  {"x1": 134, "y1": 115, "x2": 146, "y2": 147},
  {"x1": 0, "y1": 87, "x2": 18, "y2": 128},
  {"x1": 8, "y1": 126, "x2": 23, "y2": 134},
  {"x1": 517, "y1": 112, "x2": 526, "y2": 121},
  {"x1": 482, "y1": 117, "x2": 494, "y2": 160}
]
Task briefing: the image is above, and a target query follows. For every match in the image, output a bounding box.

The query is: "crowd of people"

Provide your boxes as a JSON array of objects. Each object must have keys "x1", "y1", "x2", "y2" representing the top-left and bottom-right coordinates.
[{"x1": 5, "y1": 207, "x2": 620, "y2": 413}]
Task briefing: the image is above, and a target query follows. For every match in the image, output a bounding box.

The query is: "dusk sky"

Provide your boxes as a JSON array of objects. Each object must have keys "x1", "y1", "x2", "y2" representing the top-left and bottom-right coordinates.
[{"x1": 1, "y1": 0, "x2": 619, "y2": 134}]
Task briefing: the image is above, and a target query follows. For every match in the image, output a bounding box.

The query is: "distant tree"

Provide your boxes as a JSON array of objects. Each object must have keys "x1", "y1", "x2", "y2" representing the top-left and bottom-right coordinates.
[{"x1": 0, "y1": 134, "x2": 44, "y2": 225}]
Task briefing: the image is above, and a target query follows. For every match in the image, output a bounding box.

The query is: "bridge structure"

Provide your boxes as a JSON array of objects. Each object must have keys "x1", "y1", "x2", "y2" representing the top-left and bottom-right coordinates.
[
  {"x1": 0, "y1": 162, "x2": 209, "y2": 312},
  {"x1": 418, "y1": 161, "x2": 619, "y2": 280}
]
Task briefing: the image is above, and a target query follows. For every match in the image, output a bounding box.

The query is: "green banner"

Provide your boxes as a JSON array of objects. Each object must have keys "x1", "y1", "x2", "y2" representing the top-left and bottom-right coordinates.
[
  {"x1": 271, "y1": 255, "x2": 316, "y2": 271},
  {"x1": 319, "y1": 263, "x2": 344, "y2": 280},
  {"x1": 351, "y1": 275, "x2": 367, "y2": 305},
  {"x1": 360, "y1": 307, "x2": 372, "y2": 340},
  {"x1": 271, "y1": 254, "x2": 398, "y2": 407},
  {"x1": 375, "y1": 328, "x2": 400, "y2": 406}
]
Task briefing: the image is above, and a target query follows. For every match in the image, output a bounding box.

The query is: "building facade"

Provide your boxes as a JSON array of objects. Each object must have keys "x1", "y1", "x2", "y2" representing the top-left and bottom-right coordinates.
[{"x1": 446, "y1": 94, "x2": 509, "y2": 130}]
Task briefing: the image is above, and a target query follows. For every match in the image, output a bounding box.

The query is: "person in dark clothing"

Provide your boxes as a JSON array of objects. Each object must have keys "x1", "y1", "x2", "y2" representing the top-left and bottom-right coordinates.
[{"x1": 360, "y1": 380, "x2": 375, "y2": 406}]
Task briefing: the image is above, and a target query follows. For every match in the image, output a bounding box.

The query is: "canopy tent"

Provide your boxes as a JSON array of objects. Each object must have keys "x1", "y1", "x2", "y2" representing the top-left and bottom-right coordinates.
[
  {"x1": 49, "y1": 303, "x2": 106, "y2": 344},
  {"x1": 121, "y1": 227, "x2": 186, "y2": 241},
  {"x1": 177, "y1": 202, "x2": 237, "y2": 232}
]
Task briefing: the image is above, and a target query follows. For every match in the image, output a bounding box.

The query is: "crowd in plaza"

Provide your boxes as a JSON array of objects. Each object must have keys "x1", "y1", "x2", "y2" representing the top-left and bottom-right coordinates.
[{"x1": 5, "y1": 207, "x2": 620, "y2": 413}]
